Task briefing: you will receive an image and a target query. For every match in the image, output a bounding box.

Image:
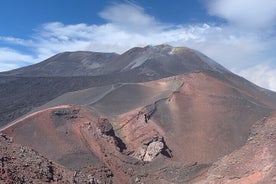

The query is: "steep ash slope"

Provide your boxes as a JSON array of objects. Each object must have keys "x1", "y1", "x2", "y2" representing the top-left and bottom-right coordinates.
[
  {"x1": 195, "y1": 112, "x2": 276, "y2": 184},
  {"x1": 0, "y1": 75, "x2": 111, "y2": 127}
]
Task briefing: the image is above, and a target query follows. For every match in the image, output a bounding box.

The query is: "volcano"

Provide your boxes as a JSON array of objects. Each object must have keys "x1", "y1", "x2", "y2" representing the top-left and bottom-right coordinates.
[{"x1": 0, "y1": 45, "x2": 275, "y2": 183}]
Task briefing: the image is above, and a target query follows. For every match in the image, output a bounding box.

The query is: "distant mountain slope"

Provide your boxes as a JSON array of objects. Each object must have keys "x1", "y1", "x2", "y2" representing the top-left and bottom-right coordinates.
[
  {"x1": 0, "y1": 44, "x2": 228, "y2": 77},
  {"x1": 1, "y1": 51, "x2": 119, "y2": 76}
]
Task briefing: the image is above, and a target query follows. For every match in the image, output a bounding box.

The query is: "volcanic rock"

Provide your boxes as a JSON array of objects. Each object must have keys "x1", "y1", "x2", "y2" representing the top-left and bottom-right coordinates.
[
  {"x1": 133, "y1": 136, "x2": 165, "y2": 161},
  {"x1": 97, "y1": 118, "x2": 114, "y2": 136},
  {"x1": 143, "y1": 140, "x2": 164, "y2": 161},
  {"x1": 0, "y1": 133, "x2": 73, "y2": 183}
]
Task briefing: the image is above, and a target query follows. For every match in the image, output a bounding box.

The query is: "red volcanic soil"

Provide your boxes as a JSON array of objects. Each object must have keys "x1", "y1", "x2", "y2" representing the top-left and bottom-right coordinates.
[
  {"x1": 1, "y1": 105, "x2": 120, "y2": 182},
  {"x1": 114, "y1": 72, "x2": 272, "y2": 164},
  {"x1": 194, "y1": 112, "x2": 276, "y2": 184},
  {"x1": 0, "y1": 132, "x2": 114, "y2": 184},
  {"x1": 1, "y1": 105, "x2": 106, "y2": 170},
  {"x1": 1, "y1": 71, "x2": 275, "y2": 183},
  {"x1": 0, "y1": 132, "x2": 74, "y2": 183}
]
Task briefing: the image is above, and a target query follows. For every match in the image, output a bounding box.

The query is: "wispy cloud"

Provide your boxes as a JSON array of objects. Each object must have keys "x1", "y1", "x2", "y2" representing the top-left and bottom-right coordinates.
[
  {"x1": 98, "y1": 3, "x2": 160, "y2": 33},
  {"x1": 206, "y1": 0, "x2": 276, "y2": 91},
  {"x1": 208, "y1": 0, "x2": 276, "y2": 29},
  {"x1": 0, "y1": 2, "x2": 275, "y2": 91},
  {"x1": 239, "y1": 63, "x2": 276, "y2": 91},
  {"x1": 0, "y1": 36, "x2": 31, "y2": 46},
  {"x1": 0, "y1": 48, "x2": 36, "y2": 71}
]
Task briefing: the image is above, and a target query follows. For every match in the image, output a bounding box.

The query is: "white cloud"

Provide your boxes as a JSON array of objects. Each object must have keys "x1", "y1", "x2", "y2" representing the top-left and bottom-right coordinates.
[
  {"x1": 0, "y1": 2, "x2": 275, "y2": 91},
  {"x1": 99, "y1": 3, "x2": 160, "y2": 33},
  {"x1": 208, "y1": 0, "x2": 276, "y2": 29},
  {"x1": 0, "y1": 48, "x2": 34, "y2": 62},
  {"x1": 0, "y1": 63, "x2": 21, "y2": 72},
  {"x1": 0, "y1": 36, "x2": 31, "y2": 46},
  {"x1": 0, "y1": 48, "x2": 36, "y2": 72},
  {"x1": 206, "y1": 0, "x2": 276, "y2": 91},
  {"x1": 239, "y1": 63, "x2": 276, "y2": 91}
]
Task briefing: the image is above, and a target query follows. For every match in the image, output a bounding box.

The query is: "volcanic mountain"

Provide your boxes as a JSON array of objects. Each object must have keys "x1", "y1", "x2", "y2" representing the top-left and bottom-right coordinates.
[
  {"x1": 1, "y1": 44, "x2": 227, "y2": 77},
  {"x1": 0, "y1": 44, "x2": 232, "y2": 126},
  {"x1": 0, "y1": 44, "x2": 276, "y2": 183}
]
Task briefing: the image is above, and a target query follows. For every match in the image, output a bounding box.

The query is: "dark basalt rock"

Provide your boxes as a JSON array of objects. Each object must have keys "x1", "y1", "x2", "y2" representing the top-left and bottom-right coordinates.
[{"x1": 98, "y1": 118, "x2": 114, "y2": 136}]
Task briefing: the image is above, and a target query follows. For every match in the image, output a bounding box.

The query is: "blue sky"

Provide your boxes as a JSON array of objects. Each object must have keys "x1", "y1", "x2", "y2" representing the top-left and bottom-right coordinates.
[{"x1": 0, "y1": 0, "x2": 276, "y2": 91}]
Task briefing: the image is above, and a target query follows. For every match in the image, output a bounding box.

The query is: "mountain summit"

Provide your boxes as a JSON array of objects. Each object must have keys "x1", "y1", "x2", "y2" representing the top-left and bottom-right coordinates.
[{"x1": 1, "y1": 44, "x2": 227, "y2": 77}]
